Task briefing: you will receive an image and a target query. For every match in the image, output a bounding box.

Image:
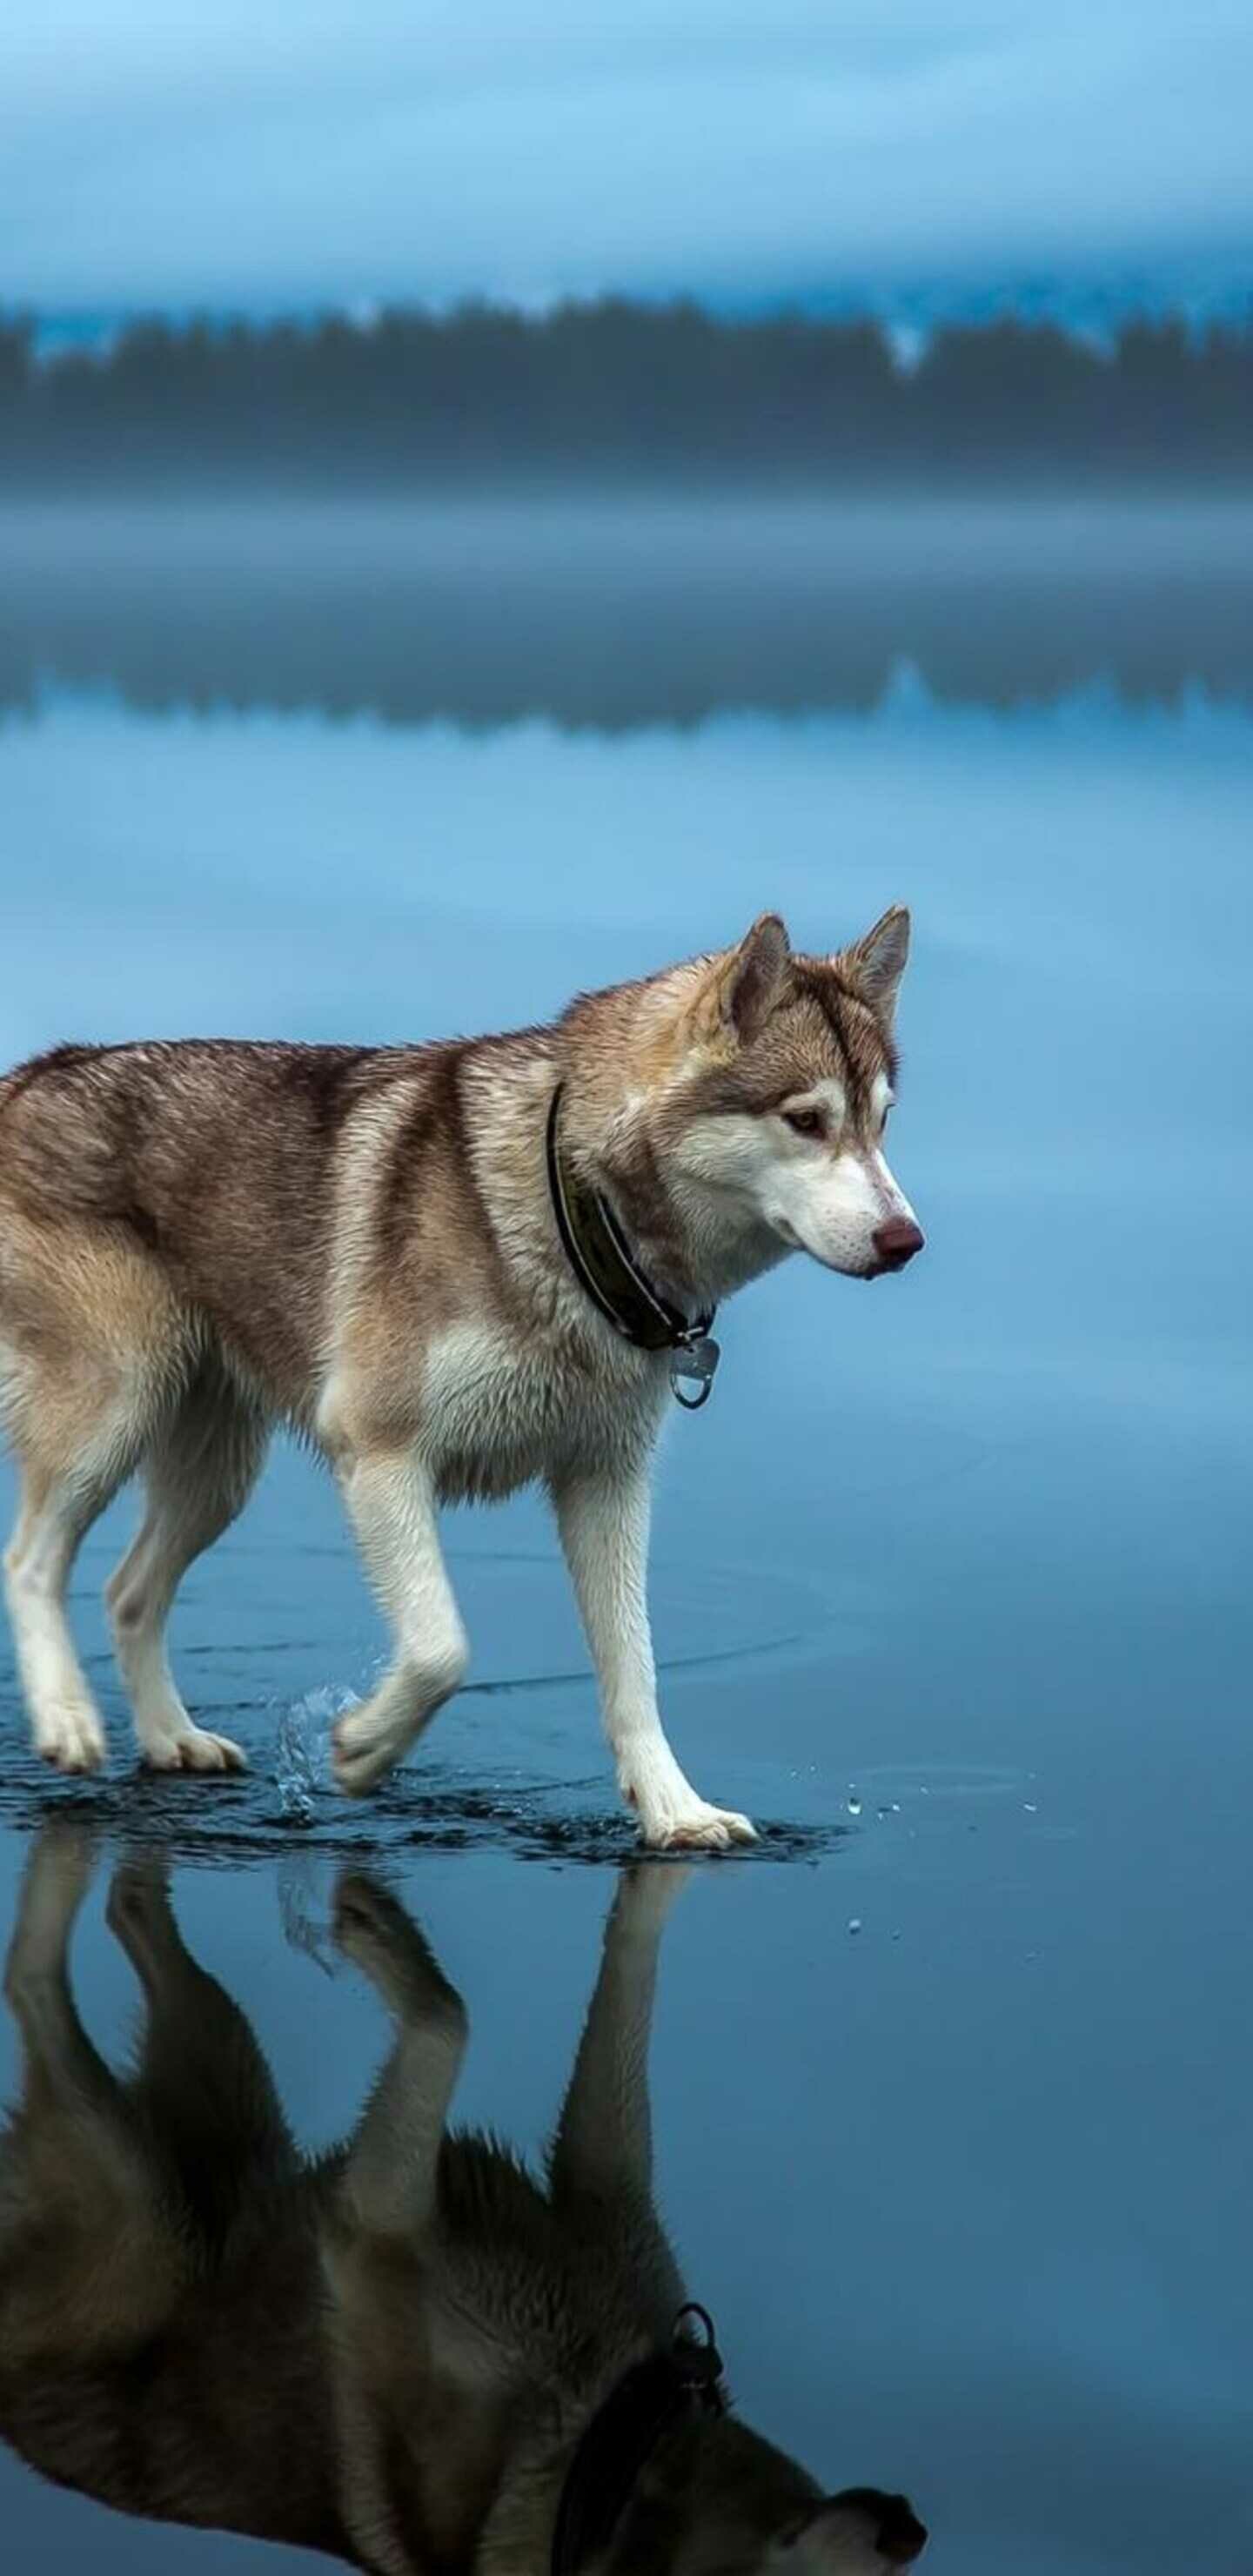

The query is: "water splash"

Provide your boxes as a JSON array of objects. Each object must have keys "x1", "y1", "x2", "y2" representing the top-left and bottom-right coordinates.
[
  {"x1": 274, "y1": 1683, "x2": 356, "y2": 1823},
  {"x1": 276, "y1": 1846, "x2": 342, "y2": 1976}
]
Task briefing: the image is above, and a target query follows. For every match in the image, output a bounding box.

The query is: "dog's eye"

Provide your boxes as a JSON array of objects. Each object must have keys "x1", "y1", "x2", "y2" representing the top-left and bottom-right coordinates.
[{"x1": 782, "y1": 1107, "x2": 823, "y2": 1139}]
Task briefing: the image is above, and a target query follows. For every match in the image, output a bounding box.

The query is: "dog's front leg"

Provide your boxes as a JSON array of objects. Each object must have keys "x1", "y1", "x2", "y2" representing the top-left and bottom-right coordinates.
[
  {"x1": 331, "y1": 1868, "x2": 467, "y2": 2236},
  {"x1": 550, "y1": 1862, "x2": 690, "y2": 2228},
  {"x1": 332, "y1": 1448, "x2": 468, "y2": 1796},
  {"x1": 551, "y1": 1463, "x2": 757, "y2": 1851},
  {"x1": 323, "y1": 1870, "x2": 468, "y2": 2574}
]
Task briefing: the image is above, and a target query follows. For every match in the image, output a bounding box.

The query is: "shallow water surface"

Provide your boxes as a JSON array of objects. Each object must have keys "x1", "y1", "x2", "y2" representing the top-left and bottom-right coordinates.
[{"x1": 0, "y1": 499, "x2": 1250, "y2": 2574}]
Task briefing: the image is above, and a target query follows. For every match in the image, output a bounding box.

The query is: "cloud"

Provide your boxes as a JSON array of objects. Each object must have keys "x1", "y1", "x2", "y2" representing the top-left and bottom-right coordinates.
[{"x1": 1, "y1": 2, "x2": 1250, "y2": 309}]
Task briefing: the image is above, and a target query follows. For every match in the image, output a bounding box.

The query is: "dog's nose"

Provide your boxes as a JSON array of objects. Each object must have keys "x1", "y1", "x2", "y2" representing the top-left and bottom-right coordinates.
[
  {"x1": 827, "y1": 2490, "x2": 928, "y2": 2566},
  {"x1": 879, "y1": 2499, "x2": 928, "y2": 2564},
  {"x1": 872, "y1": 1216, "x2": 925, "y2": 1271}
]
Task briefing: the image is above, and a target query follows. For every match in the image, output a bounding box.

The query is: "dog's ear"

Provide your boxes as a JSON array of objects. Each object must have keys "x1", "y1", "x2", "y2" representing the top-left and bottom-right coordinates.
[
  {"x1": 836, "y1": 906, "x2": 910, "y2": 1030},
  {"x1": 773, "y1": 2489, "x2": 928, "y2": 2569},
  {"x1": 696, "y1": 913, "x2": 791, "y2": 1047}
]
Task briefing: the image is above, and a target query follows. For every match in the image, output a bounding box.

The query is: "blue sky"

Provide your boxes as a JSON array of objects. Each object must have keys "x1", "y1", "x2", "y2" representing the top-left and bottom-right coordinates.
[{"x1": 3, "y1": 2, "x2": 1251, "y2": 322}]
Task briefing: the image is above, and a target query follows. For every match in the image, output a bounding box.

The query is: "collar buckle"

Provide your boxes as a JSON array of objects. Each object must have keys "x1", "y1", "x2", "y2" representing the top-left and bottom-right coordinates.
[
  {"x1": 670, "y1": 2301, "x2": 726, "y2": 2401},
  {"x1": 669, "y1": 1332, "x2": 720, "y2": 1411}
]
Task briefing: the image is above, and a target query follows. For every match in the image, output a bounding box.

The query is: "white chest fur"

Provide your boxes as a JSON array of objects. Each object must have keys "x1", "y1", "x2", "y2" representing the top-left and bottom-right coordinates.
[{"x1": 421, "y1": 1319, "x2": 663, "y2": 1502}]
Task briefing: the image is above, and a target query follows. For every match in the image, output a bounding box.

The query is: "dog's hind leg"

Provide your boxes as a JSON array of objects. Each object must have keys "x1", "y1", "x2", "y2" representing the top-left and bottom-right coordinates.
[
  {"x1": 3, "y1": 1820, "x2": 112, "y2": 2113},
  {"x1": 2, "y1": 1223, "x2": 192, "y2": 1773},
  {"x1": 105, "y1": 1369, "x2": 269, "y2": 1774},
  {"x1": 1, "y1": 1828, "x2": 186, "y2": 2365},
  {"x1": 4, "y1": 1443, "x2": 137, "y2": 1774}
]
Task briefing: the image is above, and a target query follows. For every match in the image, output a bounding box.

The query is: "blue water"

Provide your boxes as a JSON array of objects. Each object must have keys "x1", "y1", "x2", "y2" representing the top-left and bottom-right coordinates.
[{"x1": 0, "y1": 500, "x2": 1250, "y2": 2573}]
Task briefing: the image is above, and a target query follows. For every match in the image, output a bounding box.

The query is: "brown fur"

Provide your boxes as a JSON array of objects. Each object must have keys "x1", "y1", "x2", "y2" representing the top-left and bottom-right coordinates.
[
  {"x1": 0, "y1": 913, "x2": 917, "y2": 1831},
  {"x1": 0, "y1": 1829, "x2": 925, "y2": 2573}
]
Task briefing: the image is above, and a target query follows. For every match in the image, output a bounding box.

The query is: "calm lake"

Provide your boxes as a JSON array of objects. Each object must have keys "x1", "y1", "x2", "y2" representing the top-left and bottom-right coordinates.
[{"x1": 1, "y1": 498, "x2": 1251, "y2": 2574}]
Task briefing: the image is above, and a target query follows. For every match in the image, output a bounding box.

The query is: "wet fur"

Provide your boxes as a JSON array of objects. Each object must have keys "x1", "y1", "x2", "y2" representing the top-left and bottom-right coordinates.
[
  {"x1": 0, "y1": 913, "x2": 920, "y2": 1846},
  {"x1": 0, "y1": 1829, "x2": 925, "y2": 2574}
]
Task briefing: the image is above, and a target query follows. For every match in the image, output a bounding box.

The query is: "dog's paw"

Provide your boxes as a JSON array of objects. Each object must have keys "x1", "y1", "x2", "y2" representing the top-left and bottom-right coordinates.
[
  {"x1": 5, "y1": 1821, "x2": 98, "y2": 1997},
  {"x1": 106, "y1": 1853, "x2": 171, "y2": 1923},
  {"x1": 20, "y1": 1819, "x2": 98, "y2": 1908},
  {"x1": 332, "y1": 1704, "x2": 407, "y2": 1796},
  {"x1": 610, "y1": 1861, "x2": 695, "y2": 1940},
  {"x1": 334, "y1": 1869, "x2": 466, "y2": 2026},
  {"x1": 34, "y1": 1700, "x2": 107, "y2": 1775},
  {"x1": 335, "y1": 1870, "x2": 403, "y2": 1944},
  {"x1": 642, "y1": 1801, "x2": 759, "y2": 1854},
  {"x1": 105, "y1": 1855, "x2": 176, "y2": 1954},
  {"x1": 139, "y1": 1725, "x2": 246, "y2": 1775}
]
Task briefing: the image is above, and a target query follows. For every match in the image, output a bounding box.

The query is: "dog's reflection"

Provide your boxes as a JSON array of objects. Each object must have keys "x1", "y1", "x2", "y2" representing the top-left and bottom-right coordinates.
[{"x1": 0, "y1": 1828, "x2": 926, "y2": 2573}]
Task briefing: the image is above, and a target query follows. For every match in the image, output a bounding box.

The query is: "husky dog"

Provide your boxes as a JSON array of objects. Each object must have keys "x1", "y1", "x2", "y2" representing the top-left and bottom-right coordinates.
[
  {"x1": 0, "y1": 909, "x2": 922, "y2": 1848},
  {"x1": 0, "y1": 1826, "x2": 928, "y2": 2573}
]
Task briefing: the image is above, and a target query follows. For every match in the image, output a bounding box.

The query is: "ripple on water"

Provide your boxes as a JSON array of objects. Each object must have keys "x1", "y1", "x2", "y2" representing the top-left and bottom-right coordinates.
[{"x1": 0, "y1": 1546, "x2": 864, "y2": 1863}]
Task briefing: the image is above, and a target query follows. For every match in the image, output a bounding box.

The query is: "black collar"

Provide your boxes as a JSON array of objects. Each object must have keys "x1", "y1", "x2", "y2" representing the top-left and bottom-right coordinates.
[
  {"x1": 545, "y1": 1084, "x2": 721, "y2": 1411},
  {"x1": 550, "y1": 2305, "x2": 727, "y2": 2576}
]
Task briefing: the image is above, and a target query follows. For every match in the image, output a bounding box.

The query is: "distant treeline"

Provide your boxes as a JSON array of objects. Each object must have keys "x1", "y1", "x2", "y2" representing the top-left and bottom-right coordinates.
[{"x1": 1, "y1": 299, "x2": 1251, "y2": 486}]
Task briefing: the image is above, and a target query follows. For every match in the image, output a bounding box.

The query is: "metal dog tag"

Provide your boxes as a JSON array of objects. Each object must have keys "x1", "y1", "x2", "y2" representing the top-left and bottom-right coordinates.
[{"x1": 670, "y1": 1334, "x2": 720, "y2": 1411}]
